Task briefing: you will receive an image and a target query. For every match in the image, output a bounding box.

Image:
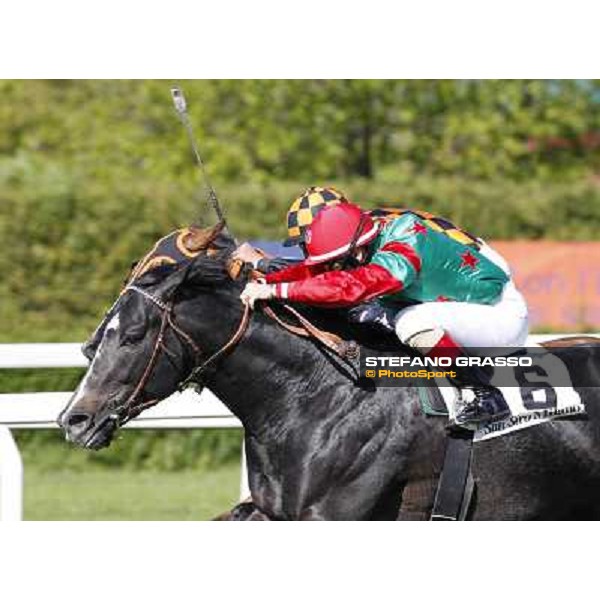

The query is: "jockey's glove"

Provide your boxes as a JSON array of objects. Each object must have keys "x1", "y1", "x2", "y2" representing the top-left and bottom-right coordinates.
[{"x1": 240, "y1": 282, "x2": 275, "y2": 309}]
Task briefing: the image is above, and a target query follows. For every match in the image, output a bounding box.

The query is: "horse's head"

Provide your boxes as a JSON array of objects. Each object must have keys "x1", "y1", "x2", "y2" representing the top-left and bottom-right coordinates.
[{"x1": 57, "y1": 222, "x2": 242, "y2": 449}]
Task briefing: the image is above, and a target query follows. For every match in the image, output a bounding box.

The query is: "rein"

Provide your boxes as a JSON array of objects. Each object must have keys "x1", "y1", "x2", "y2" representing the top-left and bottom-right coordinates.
[
  {"x1": 263, "y1": 304, "x2": 358, "y2": 359},
  {"x1": 178, "y1": 302, "x2": 251, "y2": 389},
  {"x1": 244, "y1": 264, "x2": 358, "y2": 359}
]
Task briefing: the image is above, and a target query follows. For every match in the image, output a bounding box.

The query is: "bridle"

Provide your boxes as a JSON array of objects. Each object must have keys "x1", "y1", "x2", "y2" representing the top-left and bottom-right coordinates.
[{"x1": 113, "y1": 284, "x2": 251, "y2": 426}]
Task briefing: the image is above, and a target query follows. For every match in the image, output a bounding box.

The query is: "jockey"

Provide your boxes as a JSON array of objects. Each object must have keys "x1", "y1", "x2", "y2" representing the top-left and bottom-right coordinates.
[{"x1": 239, "y1": 200, "x2": 529, "y2": 428}]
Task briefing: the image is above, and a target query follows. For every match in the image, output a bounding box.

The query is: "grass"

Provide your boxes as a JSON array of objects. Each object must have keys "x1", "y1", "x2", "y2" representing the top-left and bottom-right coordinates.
[{"x1": 24, "y1": 463, "x2": 241, "y2": 520}]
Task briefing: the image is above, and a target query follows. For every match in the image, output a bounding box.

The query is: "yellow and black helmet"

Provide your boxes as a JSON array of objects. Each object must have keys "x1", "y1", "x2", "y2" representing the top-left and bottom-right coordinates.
[{"x1": 284, "y1": 186, "x2": 348, "y2": 246}]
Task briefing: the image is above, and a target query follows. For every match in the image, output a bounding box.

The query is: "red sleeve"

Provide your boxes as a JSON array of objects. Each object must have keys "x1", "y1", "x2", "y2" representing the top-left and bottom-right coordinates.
[
  {"x1": 274, "y1": 264, "x2": 402, "y2": 307},
  {"x1": 265, "y1": 262, "x2": 325, "y2": 283}
]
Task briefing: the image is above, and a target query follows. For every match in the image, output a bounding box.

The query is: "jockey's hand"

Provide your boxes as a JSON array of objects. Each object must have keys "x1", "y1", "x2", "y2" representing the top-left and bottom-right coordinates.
[
  {"x1": 232, "y1": 243, "x2": 265, "y2": 268},
  {"x1": 240, "y1": 282, "x2": 275, "y2": 309}
]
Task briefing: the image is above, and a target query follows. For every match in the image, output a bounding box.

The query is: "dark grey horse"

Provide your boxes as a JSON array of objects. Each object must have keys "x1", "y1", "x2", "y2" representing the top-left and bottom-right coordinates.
[{"x1": 58, "y1": 224, "x2": 600, "y2": 520}]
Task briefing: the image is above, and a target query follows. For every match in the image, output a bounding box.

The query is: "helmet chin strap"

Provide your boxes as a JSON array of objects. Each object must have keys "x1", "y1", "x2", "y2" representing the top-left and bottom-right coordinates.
[{"x1": 340, "y1": 213, "x2": 372, "y2": 270}]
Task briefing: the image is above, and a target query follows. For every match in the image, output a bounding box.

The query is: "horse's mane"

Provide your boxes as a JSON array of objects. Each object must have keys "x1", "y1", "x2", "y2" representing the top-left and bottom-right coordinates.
[{"x1": 187, "y1": 231, "x2": 243, "y2": 287}]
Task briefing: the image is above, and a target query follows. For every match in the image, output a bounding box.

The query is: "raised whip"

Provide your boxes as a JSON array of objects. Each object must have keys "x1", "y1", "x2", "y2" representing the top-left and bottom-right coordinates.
[{"x1": 170, "y1": 86, "x2": 226, "y2": 225}]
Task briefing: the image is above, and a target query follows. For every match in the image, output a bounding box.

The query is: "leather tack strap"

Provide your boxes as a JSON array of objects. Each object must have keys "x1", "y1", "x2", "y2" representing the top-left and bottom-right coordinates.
[
  {"x1": 263, "y1": 304, "x2": 358, "y2": 360},
  {"x1": 180, "y1": 303, "x2": 252, "y2": 388}
]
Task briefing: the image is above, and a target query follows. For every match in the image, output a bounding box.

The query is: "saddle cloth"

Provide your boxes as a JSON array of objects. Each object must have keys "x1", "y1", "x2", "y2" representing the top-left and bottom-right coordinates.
[{"x1": 419, "y1": 350, "x2": 586, "y2": 442}]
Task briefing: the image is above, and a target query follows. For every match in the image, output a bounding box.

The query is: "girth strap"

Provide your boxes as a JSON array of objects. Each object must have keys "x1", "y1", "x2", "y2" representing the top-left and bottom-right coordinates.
[{"x1": 431, "y1": 430, "x2": 475, "y2": 521}]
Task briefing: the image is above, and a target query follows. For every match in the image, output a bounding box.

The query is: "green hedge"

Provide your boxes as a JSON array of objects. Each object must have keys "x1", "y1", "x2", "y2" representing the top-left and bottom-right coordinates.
[
  {"x1": 13, "y1": 429, "x2": 244, "y2": 472},
  {"x1": 2, "y1": 174, "x2": 600, "y2": 342}
]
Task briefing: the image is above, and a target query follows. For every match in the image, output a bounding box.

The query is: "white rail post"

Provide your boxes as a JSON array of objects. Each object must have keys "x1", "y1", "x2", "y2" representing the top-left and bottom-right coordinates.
[
  {"x1": 0, "y1": 426, "x2": 23, "y2": 521},
  {"x1": 239, "y1": 440, "x2": 250, "y2": 501}
]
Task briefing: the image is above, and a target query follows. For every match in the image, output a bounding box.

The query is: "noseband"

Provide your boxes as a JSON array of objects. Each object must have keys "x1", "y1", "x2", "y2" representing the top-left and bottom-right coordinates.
[{"x1": 114, "y1": 284, "x2": 250, "y2": 425}]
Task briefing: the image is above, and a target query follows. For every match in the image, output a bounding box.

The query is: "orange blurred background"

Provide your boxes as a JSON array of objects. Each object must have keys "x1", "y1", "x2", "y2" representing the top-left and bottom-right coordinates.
[{"x1": 493, "y1": 241, "x2": 600, "y2": 330}]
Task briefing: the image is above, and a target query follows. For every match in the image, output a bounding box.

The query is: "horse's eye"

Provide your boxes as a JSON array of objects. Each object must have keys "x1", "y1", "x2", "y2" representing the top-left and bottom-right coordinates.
[{"x1": 121, "y1": 323, "x2": 146, "y2": 346}]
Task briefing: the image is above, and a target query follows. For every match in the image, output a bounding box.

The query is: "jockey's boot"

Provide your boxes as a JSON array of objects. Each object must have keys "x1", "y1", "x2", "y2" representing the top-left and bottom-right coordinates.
[
  {"x1": 406, "y1": 328, "x2": 510, "y2": 428},
  {"x1": 448, "y1": 364, "x2": 510, "y2": 427}
]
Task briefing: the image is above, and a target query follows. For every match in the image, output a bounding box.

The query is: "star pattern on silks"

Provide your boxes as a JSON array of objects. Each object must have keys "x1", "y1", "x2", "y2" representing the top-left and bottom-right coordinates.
[
  {"x1": 411, "y1": 222, "x2": 428, "y2": 236},
  {"x1": 460, "y1": 250, "x2": 479, "y2": 269}
]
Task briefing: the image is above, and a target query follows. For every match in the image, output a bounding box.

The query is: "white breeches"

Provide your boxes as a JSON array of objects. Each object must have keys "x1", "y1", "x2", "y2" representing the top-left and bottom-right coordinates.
[{"x1": 395, "y1": 280, "x2": 529, "y2": 352}]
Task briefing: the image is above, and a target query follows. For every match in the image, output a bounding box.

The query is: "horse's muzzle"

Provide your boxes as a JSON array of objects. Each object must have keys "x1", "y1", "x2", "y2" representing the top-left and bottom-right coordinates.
[{"x1": 59, "y1": 409, "x2": 119, "y2": 450}]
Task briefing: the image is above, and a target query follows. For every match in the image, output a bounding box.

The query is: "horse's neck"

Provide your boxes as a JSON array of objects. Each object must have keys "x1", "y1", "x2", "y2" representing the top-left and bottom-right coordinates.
[
  {"x1": 185, "y1": 288, "x2": 398, "y2": 435},
  {"x1": 202, "y1": 307, "x2": 335, "y2": 433}
]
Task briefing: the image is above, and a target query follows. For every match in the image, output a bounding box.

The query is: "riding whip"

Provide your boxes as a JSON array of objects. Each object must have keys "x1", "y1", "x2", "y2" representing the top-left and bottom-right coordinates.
[{"x1": 170, "y1": 86, "x2": 226, "y2": 225}]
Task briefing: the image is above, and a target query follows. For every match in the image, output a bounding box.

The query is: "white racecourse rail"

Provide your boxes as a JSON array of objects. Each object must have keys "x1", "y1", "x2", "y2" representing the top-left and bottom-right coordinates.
[{"x1": 0, "y1": 336, "x2": 597, "y2": 520}]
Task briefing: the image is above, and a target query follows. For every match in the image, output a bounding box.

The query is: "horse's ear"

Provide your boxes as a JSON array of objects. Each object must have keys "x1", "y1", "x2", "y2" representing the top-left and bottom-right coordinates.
[
  {"x1": 226, "y1": 257, "x2": 244, "y2": 280},
  {"x1": 183, "y1": 221, "x2": 225, "y2": 253}
]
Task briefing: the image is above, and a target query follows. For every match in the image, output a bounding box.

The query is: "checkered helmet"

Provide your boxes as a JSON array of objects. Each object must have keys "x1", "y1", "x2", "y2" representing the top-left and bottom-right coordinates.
[{"x1": 284, "y1": 186, "x2": 348, "y2": 246}]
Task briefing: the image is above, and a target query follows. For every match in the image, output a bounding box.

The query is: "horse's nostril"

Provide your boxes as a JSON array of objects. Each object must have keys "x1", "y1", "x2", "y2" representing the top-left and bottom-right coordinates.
[{"x1": 67, "y1": 413, "x2": 92, "y2": 432}]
